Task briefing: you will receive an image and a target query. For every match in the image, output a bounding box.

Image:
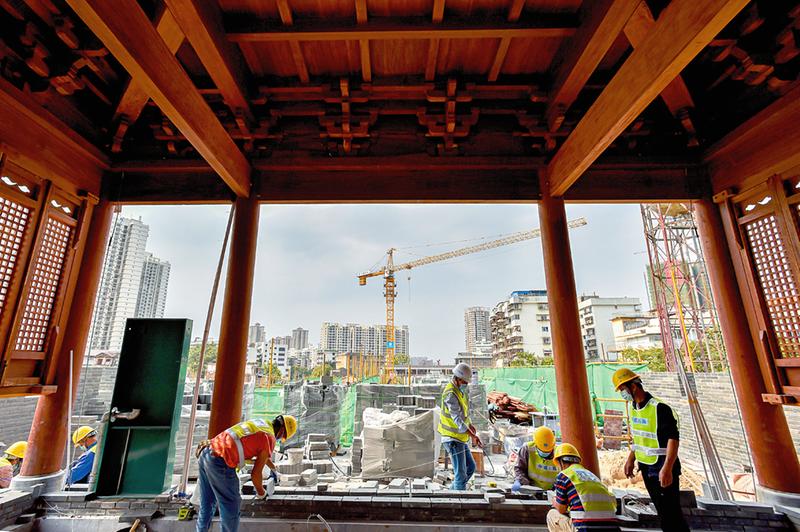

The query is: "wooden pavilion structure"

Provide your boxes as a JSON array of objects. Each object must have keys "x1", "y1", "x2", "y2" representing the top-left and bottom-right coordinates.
[{"x1": 0, "y1": 0, "x2": 799, "y2": 501}]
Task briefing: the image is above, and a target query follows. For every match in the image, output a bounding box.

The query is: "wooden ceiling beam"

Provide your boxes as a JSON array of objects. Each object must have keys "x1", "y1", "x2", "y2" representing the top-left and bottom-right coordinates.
[
  {"x1": 355, "y1": 0, "x2": 371, "y2": 82},
  {"x1": 226, "y1": 18, "x2": 577, "y2": 42},
  {"x1": 425, "y1": 0, "x2": 446, "y2": 81},
  {"x1": 547, "y1": 0, "x2": 748, "y2": 196},
  {"x1": 544, "y1": 0, "x2": 640, "y2": 132},
  {"x1": 487, "y1": 0, "x2": 528, "y2": 82},
  {"x1": 0, "y1": 76, "x2": 107, "y2": 195},
  {"x1": 164, "y1": 0, "x2": 253, "y2": 122},
  {"x1": 66, "y1": 0, "x2": 251, "y2": 197},
  {"x1": 705, "y1": 84, "x2": 800, "y2": 193},
  {"x1": 276, "y1": 0, "x2": 310, "y2": 83}
]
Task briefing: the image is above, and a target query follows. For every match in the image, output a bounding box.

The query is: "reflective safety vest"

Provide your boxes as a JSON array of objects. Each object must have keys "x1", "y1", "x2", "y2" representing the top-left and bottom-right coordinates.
[
  {"x1": 630, "y1": 396, "x2": 675, "y2": 465},
  {"x1": 225, "y1": 418, "x2": 275, "y2": 469},
  {"x1": 562, "y1": 464, "x2": 617, "y2": 521},
  {"x1": 437, "y1": 382, "x2": 471, "y2": 442},
  {"x1": 525, "y1": 442, "x2": 558, "y2": 490}
]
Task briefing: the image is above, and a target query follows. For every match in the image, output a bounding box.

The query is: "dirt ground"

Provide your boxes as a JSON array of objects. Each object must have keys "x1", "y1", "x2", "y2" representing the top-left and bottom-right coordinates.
[{"x1": 598, "y1": 450, "x2": 706, "y2": 494}]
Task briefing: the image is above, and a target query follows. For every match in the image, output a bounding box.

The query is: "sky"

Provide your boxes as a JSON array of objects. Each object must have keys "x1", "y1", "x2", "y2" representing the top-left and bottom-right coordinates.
[{"x1": 121, "y1": 203, "x2": 651, "y2": 362}]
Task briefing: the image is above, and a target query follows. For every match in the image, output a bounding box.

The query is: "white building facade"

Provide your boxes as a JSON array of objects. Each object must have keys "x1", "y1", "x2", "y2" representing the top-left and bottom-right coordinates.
[
  {"x1": 464, "y1": 306, "x2": 490, "y2": 353},
  {"x1": 578, "y1": 295, "x2": 642, "y2": 360},
  {"x1": 291, "y1": 327, "x2": 309, "y2": 349},
  {"x1": 135, "y1": 253, "x2": 170, "y2": 319},
  {"x1": 490, "y1": 290, "x2": 552, "y2": 363},
  {"x1": 319, "y1": 322, "x2": 409, "y2": 359}
]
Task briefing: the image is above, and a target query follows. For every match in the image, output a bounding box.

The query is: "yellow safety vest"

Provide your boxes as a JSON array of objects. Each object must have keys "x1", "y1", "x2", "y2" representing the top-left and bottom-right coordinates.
[
  {"x1": 226, "y1": 418, "x2": 275, "y2": 469},
  {"x1": 562, "y1": 464, "x2": 617, "y2": 521},
  {"x1": 525, "y1": 441, "x2": 558, "y2": 490},
  {"x1": 437, "y1": 382, "x2": 471, "y2": 443},
  {"x1": 630, "y1": 396, "x2": 675, "y2": 465}
]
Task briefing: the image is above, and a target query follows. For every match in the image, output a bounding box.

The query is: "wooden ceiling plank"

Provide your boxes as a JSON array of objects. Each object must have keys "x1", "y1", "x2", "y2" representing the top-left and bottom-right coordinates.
[
  {"x1": 624, "y1": 2, "x2": 695, "y2": 115},
  {"x1": 65, "y1": 0, "x2": 251, "y2": 197},
  {"x1": 226, "y1": 20, "x2": 577, "y2": 42},
  {"x1": 547, "y1": 0, "x2": 748, "y2": 196},
  {"x1": 164, "y1": 0, "x2": 254, "y2": 122},
  {"x1": 544, "y1": 0, "x2": 640, "y2": 132},
  {"x1": 113, "y1": 8, "x2": 184, "y2": 125}
]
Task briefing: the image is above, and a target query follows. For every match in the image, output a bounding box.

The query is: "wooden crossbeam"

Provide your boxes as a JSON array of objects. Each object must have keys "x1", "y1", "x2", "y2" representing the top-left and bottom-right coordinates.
[
  {"x1": 706, "y1": 84, "x2": 800, "y2": 193},
  {"x1": 226, "y1": 18, "x2": 577, "y2": 42},
  {"x1": 0, "y1": 76, "x2": 107, "y2": 195},
  {"x1": 544, "y1": 0, "x2": 640, "y2": 132},
  {"x1": 547, "y1": 0, "x2": 748, "y2": 196},
  {"x1": 164, "y1": 0, "x2": 253, "y2": 122},
  {"x1": 66, "y1": 0, "x2": 251, "y2": 197}
]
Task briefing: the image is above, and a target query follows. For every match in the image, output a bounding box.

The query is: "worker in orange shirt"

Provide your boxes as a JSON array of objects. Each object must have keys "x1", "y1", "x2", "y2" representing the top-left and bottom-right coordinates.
[{"x1": 195, "y1": 415, "x2": 297, "y2": 532}]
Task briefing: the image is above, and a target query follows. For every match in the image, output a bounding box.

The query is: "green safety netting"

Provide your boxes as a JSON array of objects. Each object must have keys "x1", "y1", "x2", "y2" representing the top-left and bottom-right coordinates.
[
  {"x1": 339, "y1": 376, "x2": 380, "y2": 447},
  {"x1": 250, "y1": 387, "x2": 285, "y2": 420}
]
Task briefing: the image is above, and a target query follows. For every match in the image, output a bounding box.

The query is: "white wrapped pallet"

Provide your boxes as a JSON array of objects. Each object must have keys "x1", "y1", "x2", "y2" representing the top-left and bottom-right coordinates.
[{"x1": 360, "y1": 407, "x2": 440, "y2": 479}]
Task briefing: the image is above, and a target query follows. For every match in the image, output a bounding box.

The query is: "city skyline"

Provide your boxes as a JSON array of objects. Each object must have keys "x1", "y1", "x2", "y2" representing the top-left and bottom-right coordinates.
[{"x1": 116, "y1": 204, "x2": 650, "y2": 361}]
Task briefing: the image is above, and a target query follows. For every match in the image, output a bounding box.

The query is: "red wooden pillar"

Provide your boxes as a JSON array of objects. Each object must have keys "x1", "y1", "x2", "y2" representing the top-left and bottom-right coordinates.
[
  {"x1": 695, "y1": 199, "x2": 800, "y2": 493},
  {"x1": 208, "y1": 195, "x2": 259, "y2": 437},
  {"x1": 538, "y1": 173, "x2": 599, "y2": 475},
  {"x1": 21, "y1": 200, "x2": 114, "y2": 478}
]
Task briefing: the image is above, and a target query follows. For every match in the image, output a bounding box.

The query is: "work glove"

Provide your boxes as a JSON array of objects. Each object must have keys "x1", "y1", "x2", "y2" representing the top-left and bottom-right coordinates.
[
  {"x1": 269, "y1": 470, "x2": 279, "y2": 484},
  {"x1": 512, "y1": 480, "x2": 521, "y2": 493},
  {"x1": 255, "y1": 488, "x2": 268, "y2": 500}
]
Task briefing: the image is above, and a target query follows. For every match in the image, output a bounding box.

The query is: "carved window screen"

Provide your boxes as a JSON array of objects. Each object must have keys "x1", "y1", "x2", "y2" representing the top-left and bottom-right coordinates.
[{"x1": 0, "y1": 198, "x2": 31, "y2": 318}]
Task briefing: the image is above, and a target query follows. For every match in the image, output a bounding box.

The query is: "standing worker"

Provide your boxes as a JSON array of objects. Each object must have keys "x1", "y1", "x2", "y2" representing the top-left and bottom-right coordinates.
[
  {"x1": 612, "y1": 368, "x2": 689, "y2": 532},
  {"x1": 547, "y1": 443, "x2": 619, "y2": 532},
  {"x1": 0, "y1": 441, "x2": 26, "y2": 488},
  {"x1": 438, "y1": 362, "x2": 481, "y2": 491},
  {"x1": 195, "y1": 415, "x2": 297, "y2": 532},
  {"x1": 67, "y1": 426, "x2": 98, "y2": 485},
  {"x1": 513, "y1": 426, "x2": 558, "y2": 492}
]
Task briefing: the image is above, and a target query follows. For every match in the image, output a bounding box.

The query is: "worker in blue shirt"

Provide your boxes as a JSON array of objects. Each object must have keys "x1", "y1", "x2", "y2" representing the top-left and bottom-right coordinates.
[{"x1": 66, "y1": 426, "x2": 98, "y2": 485}]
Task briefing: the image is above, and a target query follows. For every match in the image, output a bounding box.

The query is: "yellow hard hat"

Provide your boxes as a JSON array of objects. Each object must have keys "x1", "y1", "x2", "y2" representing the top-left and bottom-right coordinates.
[
  {"x1": 533, "y1": 426, "x2": 556, "y2": 453},
  {"x1": 72, "y1": 426, "x2": 95, "y2": 446},
  {"x1": 553, "y1": 443, "x2": 581, "y2": 462},
  {"x1": 5, "y1": 441, "x2": 27, "y2": 459},
  {"x1": 612, "y1": 368, "x2": 640, "y2": 390},
  {"x1": 281, "y1": 415, "x2": 298, "y2": 442}
]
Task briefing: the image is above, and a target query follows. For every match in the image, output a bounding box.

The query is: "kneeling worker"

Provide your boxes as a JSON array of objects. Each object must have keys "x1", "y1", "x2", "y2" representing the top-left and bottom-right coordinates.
[
  {"x1": 67, "y1": 426, "x2": 98, "y2": 485},
  {"x1": 438, "y1": 362, "x2": 481, "y2": 490},
  {"x1": 547, "y1": 443, "x2": 619, "y2": 532},
  {"x1": 195, "y1": 415, "x2": 297, "y2": 532},
  {"x1": 513, "y1": 426, "x2": 558, "y2": 492},
  {"x1": 0, "y1": 441, "x2": 26, "y2": 488}
]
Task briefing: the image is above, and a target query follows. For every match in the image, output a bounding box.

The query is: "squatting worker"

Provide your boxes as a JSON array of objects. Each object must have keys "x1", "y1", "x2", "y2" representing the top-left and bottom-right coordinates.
[
  {"x1": 613, "y1": 368, "x2": 689, "y2": 532},
  {"x1": 513, "y1": 426, "x2": 558, "y2": 492},
  {"x1": 547, "y1": 443, "x2": 619, "y2": 532},
  {"x1": 195, "y1": 415, "x2": 297, "y2": 532},
  {"x1": 0, "y1": 441, "x2": 26, "y2": 488},
  {"x1": 438, "y1": 362, "x2": 481, "y2": 490},
  {"x1": 67, "y1": 426, "x2": 98, "y2": 485}
]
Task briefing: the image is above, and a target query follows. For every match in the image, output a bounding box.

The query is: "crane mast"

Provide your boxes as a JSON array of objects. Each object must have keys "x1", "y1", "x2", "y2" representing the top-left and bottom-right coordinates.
[{"x1": 358, "y1": 217, "x2": 588, "y2": 383}]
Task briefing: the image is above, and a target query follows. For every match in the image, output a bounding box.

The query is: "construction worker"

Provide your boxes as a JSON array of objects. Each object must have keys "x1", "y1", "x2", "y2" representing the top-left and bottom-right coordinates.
[
  {"x1": 438, "y1": 362, "x2": 480, "y2": 491},
  {"x1": 195, "y1": 415, "x2": 297, "y2": 532},
  {"x1": 1, "y1": 441, "x2": 26, "y2": 487},
  {"x1": 66, "y1": 426, "x2": 98, "y2": 485},
  {"x1": 512, "y1": 426, "x2": 558, "y2": 492},
  {"x1": 613, "y1": 368, "x2": 689, "y2": 532},
  {"x1": 547, "y1": 443, "x2": 619, "y2": 532}
]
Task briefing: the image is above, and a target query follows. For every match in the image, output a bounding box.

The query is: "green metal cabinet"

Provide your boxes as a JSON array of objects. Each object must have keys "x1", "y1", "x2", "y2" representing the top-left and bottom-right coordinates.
[{"x1": 94, "y1": 318, "x2": 192, "y2": 497}]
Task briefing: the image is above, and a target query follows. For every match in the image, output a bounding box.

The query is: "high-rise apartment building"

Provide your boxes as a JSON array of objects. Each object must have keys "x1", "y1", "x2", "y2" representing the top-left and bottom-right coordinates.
[
  {"x1": 248, "y1": 322, "x2": 266, "y2": 346},
  {"x1": 90, "y1": 217, "x2": 151, "y2": 351},
  {"x1": 464, "y1": 306, "x2": 490, "y2": 353},
  {"x1": 490, "y1": 290, "x2": 552, "y2": 363},
  {"x1": 135, "y1": 253, "x2": 170, "y2": 319},
  {"x1": 319, "y1": 322, "x2": 409, "y2": 359},
  {"x1": 291, "y1": 327, "x2": 309, "y2": 349},
  {"x1": 578, "y1": 295, "x2": 642, "y2": 360}
]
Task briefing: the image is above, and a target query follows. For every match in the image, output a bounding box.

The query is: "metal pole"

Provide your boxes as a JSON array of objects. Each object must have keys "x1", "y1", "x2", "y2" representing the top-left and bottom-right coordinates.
[
  {"x1": 267, "y1": 338, "x2": 275, "y2": 389},
  {"x1": 178, "y1": 204, "x2": 235, "y2": 497}
]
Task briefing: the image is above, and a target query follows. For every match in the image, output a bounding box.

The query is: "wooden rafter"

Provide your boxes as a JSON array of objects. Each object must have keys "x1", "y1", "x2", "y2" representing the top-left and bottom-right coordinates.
[
  {"x1": 276, "y1": 0, "x2": 310, "y2": 84},
  {"x1": 355, "y1": 0, "x2": 371, "y2": 82},
  {"x1": 547, "y1": 0, "x2": 749, "y2": 196},
  {"x1": 487, "y1": 0, "x2": 527, "y2": 82},
  {"x1": 66, "y1": 0, "x2": 251, "y2": 197},
  {"x1": 164, "y1": 0, "x2": 253, "y2": 122},
  {"x1": 426, "y1": 0, "x2": 445, "y2": 81},
  {"x1": 111, "y1": 7, "x2": 184, "y2": 153},
  {"x1": 544, "y1": 0, "x2": 640, "y2": 132},
  {"x1": 227, "y1": 18, "x2": 576, "y2": 42}
]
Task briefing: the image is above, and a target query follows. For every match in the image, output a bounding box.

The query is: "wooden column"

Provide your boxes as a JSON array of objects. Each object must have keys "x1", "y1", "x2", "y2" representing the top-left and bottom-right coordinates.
[
  {"x1": 538, "y1": 172, "x2": 599, "y2": 475},
  {"x1": 22, "y1": 200, "x2": 114, "y2": 477},
  {"x1": 208, "y1": 195, "x2": 259, "y2": 437},
  {"x1": 695, "y1": 199, "x2": 800, "y2": 493}
]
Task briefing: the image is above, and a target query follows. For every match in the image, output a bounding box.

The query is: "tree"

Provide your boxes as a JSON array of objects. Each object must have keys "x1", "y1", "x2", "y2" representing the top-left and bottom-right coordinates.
[
  {"x1": 188, "y1": 343, "x2": 218, "y2": 376},
  {"x1": 393, "y1": 353, "x2": 410, "y2": 365},
  {"x1": 263, "y1": 363, "x2": 283, "y2": 384},
  {"x1": 509, "y1": 352, "x2": 553, "y2": 367},
  {"x1": 311, "y1": 363, "x2": 333, "y2": 378},
  {"x1": 619, "y1": 346, "x2": 667, "y2": 371}
]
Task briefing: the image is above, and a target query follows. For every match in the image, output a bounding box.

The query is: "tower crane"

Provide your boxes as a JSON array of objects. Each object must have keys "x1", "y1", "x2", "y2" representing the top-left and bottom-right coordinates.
[{"x1": 358, "y1": 217, "x2": 588, "y2": 382}]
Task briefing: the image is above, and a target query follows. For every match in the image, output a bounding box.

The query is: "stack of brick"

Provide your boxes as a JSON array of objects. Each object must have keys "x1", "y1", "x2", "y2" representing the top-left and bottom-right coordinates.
[
  {"x1": 361, "y1": 409, "x2": 437, "y2": 479},
  {"x1": 172, "y1": 408, "x2": 209, "y2": 477},
  {"x1": 0, "y1": 491, "x2": 34, "y2": 529},
  {"x1": 305, "y1": 433, "x2": 330, "y2": 460},
  {"x1": 351, "y1": 436, "x2": 363, "y2": 475},
  {"x1": 284, "y1": 382, "x2": 344, "y2": 449},
  {"x1": 352, "y1": 384, "x2": 412, "y2": 438}
]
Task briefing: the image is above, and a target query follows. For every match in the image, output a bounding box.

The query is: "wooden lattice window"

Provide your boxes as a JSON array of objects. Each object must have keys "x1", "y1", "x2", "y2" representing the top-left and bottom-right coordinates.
[
  {"x1": 744, "y1": 215, "x2": 800, "y2": 358},
  {"x1": 14, "y1": 217, "x2": 72, "y2": 352},
  {"x1": 0, "y1": 197, "x2": 31, "y2": 317}
]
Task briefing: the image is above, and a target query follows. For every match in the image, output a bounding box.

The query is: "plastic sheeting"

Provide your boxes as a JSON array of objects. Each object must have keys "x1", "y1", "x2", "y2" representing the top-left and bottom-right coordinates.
[
  {"x1": 283, "y1": 382, "x2": 345, "y2": 449},
  {"x1": 249, "y1": 387, "x2": 284, "y2": 420},
  {"x1": 360, "y1": 407, "x2": 441, "y2": 479}
]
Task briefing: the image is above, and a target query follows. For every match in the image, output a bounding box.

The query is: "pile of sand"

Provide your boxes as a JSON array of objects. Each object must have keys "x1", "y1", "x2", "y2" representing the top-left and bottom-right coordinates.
[{"x1": 598, "y1": 450, "x2": 706, "y2": 494}]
